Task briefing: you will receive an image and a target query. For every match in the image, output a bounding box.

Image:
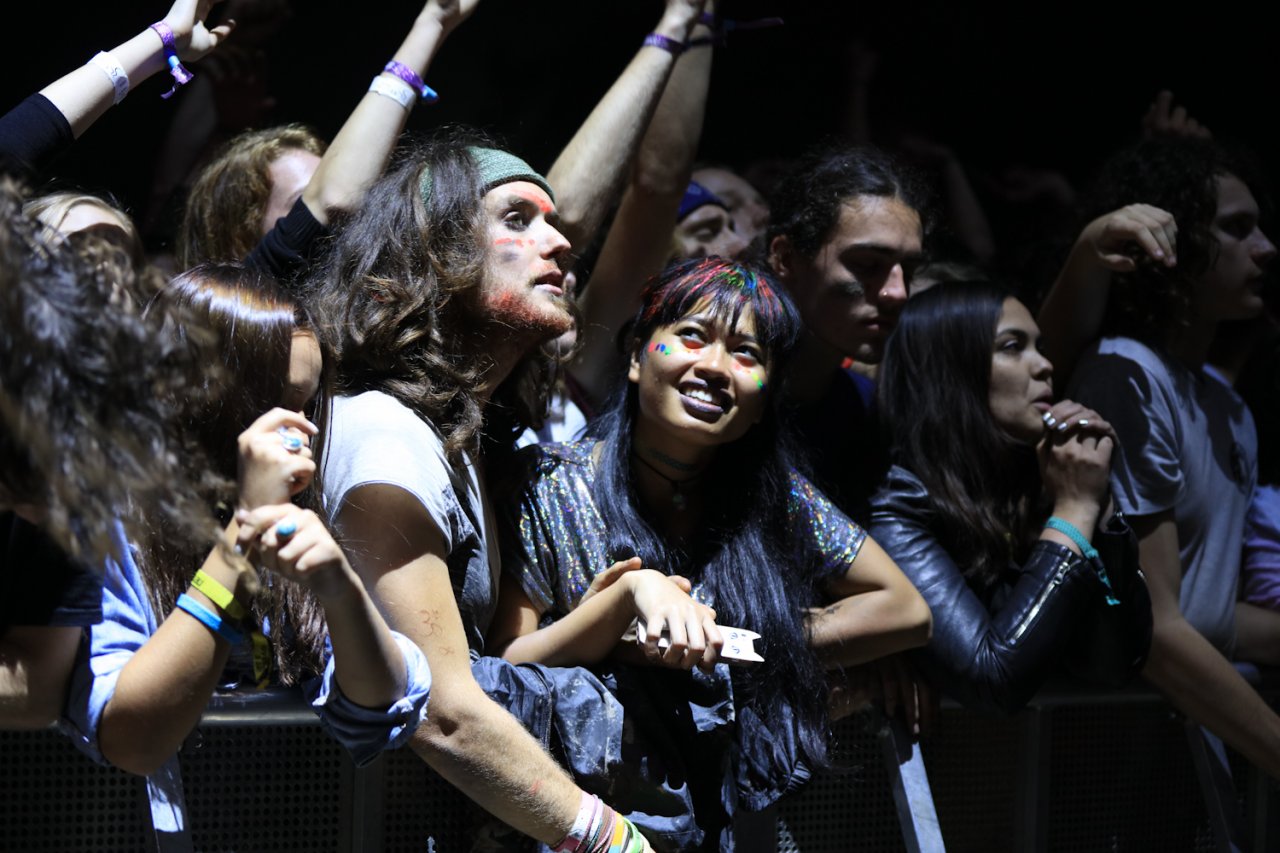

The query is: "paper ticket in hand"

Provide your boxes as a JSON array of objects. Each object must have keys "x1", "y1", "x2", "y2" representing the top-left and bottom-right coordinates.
[{"x1": 627, "y1": 622, "x2": 764, "y2": 665}]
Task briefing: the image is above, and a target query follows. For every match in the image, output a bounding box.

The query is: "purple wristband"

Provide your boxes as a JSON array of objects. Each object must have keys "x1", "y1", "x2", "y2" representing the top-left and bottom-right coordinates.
[
  {"x1": 642, "y1": 33, "x2": 685, "y2": 56},
  {"x1": 383, "y1": 60, "x2": 439, "y2": 104},
  {"x1": 150, "y1": 21, "x2": 193, "y2": 99}
]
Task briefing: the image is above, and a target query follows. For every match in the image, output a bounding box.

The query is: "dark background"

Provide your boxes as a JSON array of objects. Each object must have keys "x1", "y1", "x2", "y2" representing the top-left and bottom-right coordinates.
[{"x1": 3, "y1": 1, "x2": 1276, "y2": 253}]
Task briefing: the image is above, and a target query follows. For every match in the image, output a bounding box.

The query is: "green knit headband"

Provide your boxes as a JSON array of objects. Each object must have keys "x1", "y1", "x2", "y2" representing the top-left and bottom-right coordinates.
[{"x1": 417, "y1": 146, "x2": 554, "y2": 207}]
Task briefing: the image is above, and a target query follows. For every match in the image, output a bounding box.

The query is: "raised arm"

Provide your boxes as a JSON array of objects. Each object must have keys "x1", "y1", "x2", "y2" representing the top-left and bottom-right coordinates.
[
  {"x1": 95, "y1": 407, "x2": 314, "y2": 775},
  {"x1": 544, "y1": 0, "x2": 707, "y2": 252},
  {"x1": 299, "y1": 0, "x2": 480, "y2": 227},
  {"x1": 39, "y1": 0, "x2": 233, "y2": 139},
  {"x1": 1036, "y1": 204, "x2": 1178, "y2": 385},
  {"x1": 572, "y1": 6, "x2": 716, "y2": 408},
  {"x1": 335, "y1": 485, "x2": 650, "y2": 849}
]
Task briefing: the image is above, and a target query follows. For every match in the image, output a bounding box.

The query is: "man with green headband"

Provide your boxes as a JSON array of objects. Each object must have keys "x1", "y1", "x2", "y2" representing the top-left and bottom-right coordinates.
[{"x1": 309, "y1": 139, "x2": 656, "y2": 851}]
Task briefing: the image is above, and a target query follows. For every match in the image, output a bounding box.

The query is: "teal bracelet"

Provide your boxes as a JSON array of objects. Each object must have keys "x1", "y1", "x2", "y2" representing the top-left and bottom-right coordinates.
[
  {"x1": 1044, "y1": 517, "x2": 1119, "y2": 605},
  {"x1": 176, "y1": 593, "x2": 246, "y2": 644}
]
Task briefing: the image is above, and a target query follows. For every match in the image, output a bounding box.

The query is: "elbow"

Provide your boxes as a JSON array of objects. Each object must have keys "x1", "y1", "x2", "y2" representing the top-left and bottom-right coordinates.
[
  {"x1": 413, "y1": 683, "x2": 488, "y2": 766},
  {"x1": 99, "y1": 730, "x2": 178, "y2": 777},
  {"x1": 905, "y1": 595, "x2": 934, "y2": 649}
]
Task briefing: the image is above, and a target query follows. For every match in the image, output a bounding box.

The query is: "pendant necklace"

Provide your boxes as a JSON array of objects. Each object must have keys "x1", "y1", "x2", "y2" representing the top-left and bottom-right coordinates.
[{"x1": 633, "y1": 453, "x2": 702, "y2": 510}]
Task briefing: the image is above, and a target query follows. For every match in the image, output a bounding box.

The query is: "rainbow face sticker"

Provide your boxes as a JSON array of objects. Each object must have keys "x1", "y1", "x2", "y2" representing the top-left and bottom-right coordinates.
[{"x1": 649, "y1": 342, "x2": 674, "y2": 355}]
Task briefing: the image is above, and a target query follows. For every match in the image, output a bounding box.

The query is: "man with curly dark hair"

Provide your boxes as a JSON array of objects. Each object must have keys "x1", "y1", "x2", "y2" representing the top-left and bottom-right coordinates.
[
  {"x1": 765, "y1": 142, "x2": 931, "y2": 523},
  {"x1": 1067, "y1": 137, "x2": 1280, "y2": 778}
]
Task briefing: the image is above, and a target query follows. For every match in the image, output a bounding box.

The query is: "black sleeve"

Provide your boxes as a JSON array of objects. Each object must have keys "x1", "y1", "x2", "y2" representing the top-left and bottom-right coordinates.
[
  {"x1": 0, "y1": 513, "x2": 102, "y2": 631},
  {"x1": 0, "y1": 94, "x2": 74, "y2": 180},
  {"x1": 243, "y1": 197, "x2": 329, "y2": 289},
  {"x1": 868, "y1": 467, "x2": 1102, "y2": 714}
]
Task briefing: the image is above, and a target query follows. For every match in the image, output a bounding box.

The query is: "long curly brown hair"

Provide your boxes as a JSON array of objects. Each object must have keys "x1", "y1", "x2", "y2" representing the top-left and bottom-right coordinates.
[
  {"x1": 177, "y1": 125, "x2": 326, "y2": 268},
  {"x1": 0, "y1": 177, "x2": 219, "y2": 565},
  {"x1": 309, "y1": 133, "x2": 568, "y2": 462}
]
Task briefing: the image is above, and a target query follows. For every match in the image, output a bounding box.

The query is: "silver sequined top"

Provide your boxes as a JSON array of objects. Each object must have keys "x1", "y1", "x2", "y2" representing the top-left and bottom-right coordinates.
[{"x1": 502, "y1": 440, "x2": 868, "y2": 618}]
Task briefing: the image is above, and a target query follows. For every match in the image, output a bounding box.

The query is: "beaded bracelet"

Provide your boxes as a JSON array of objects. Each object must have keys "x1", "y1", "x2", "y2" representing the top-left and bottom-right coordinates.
[
  {"x1": 176, "y1": 593, "x2": 245, "y2": 644},
  {"x1": 149, "y1": 22, "x2": 193, "y2": 99}
]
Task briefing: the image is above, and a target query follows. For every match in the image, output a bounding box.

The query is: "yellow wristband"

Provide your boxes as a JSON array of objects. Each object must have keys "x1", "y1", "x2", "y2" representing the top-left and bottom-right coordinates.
[{"x1": 191, "y1": 570, "x2": 247, "y2": 621}]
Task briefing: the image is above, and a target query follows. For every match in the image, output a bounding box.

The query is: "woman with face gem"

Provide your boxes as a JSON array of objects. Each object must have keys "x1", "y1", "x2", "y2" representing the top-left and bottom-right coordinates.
[
  {"x1": 488, "y1": 257, "x2": 931, "y2": 846},
  {"x1": 867, "y1": 282, "x2": 1134, "y2": 715}
]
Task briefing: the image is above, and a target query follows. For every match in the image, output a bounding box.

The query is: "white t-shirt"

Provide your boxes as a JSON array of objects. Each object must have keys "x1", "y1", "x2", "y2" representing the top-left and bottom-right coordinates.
[
  {"x1": 321, "y1": 390, "x2": 500, "y2": 651},
  {"x1": 1072, "y1": 337, "x2": 1257, "y2": 655}
]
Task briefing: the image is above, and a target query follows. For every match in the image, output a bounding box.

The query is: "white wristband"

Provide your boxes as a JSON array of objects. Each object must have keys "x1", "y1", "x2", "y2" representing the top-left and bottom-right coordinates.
[
  {"x1": 368, "y1": 75, "x2": 415, "y2": 110},
  {"x1": 88, "y1": 51, "x2": 130, "y2": 105}
]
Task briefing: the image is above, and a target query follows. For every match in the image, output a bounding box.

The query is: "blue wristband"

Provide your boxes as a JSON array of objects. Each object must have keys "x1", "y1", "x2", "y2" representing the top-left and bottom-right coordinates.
[
  {"x1": 177, "y1": 593, "x2": 246, "y2": 644},
  {"x1": 1044, "y1": 517, "x2": 1119, "y2": 605}
]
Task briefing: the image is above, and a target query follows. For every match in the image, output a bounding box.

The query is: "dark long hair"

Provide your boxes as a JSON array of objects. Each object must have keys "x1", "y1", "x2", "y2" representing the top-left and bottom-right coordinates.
[
  {"x1": 0, "y1": 177, "x2": 216, "y2": 564},
  {"x1": 878, "y1": 282, "x2": 1041, "y2": 586},
  {"x1": 588, "y1": 257, "x2": 834, "y2": 766},
  {"x1": 143, "y1": 263, "x2": 329, "y2": 686}
]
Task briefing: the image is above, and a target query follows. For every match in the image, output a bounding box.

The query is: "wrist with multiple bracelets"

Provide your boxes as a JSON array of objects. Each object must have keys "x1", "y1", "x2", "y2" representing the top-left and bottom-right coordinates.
[
  {"x1": 369, "y1": 60, "x2": 440, "y2": 110},
  {"x1": 180, "y1": 569, "x2": 273, "y2": 687}
]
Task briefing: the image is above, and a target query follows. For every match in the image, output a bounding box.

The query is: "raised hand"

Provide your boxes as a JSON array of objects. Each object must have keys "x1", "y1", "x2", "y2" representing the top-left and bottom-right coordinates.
[
  {"x1": 236, "y1": 504, "x2": 355, "y2": 601},
  {"x1": 236, "y1": 408, "x2": 318, "y2": 511},
  {"x1": 1078, "y1": 204, "x2": 1178, "y2": 272},
  {"x1": 1038, "y1": 400, "x2": 1115, "y2": 512},
  {"x1": 163, "y1": 0, "x2": 237, "y2": 62},
  {"x1": 1142, "y1": 90, "x2": 1212, "y2": 141},
  {"x1": 422, "y1": 0, "x2": 483, "y2": 35}
]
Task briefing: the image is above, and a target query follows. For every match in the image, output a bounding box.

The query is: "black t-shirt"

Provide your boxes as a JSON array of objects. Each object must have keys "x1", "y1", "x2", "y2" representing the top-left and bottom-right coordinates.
[
  {"x1": 0, "y1": 512, "x2": 102, "y2": 631},
  {"x1": 789, "y1": 368, "x2": 889, "y2": 526}
]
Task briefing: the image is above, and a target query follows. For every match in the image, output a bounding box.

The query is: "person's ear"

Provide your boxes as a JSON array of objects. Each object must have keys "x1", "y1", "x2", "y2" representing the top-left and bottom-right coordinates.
[
  {"x1": 768, "y1": 234, "x2": 795, "y2": 282},
  {"x1": 627, "y1": 340, "x2": 644, "y2": 384}
]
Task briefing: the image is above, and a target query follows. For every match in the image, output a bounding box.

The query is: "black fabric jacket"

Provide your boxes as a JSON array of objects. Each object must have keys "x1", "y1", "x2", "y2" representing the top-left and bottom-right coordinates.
[{"x1": 868, "y1": 465, "x2": 1103, "y2": 714}]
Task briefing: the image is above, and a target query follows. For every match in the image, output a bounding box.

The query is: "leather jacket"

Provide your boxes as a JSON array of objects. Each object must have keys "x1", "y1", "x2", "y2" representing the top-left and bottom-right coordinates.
[{"x1": 868, "y1": 465, "x2": 1104, "y2": 714}]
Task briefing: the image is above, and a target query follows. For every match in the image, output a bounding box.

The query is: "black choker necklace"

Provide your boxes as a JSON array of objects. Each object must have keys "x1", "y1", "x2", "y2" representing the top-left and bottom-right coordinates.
[{"x1": 633, "y1": 453, "x2": 702, "y2": 510}]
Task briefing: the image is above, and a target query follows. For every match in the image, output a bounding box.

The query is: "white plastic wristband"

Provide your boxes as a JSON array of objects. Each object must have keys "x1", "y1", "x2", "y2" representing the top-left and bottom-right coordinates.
[
  {"x1": 88, "y1": 51, "x2": 130, "y2": 105},
  {"x1": 368, "y1": 75, "x2": 415, "y2": 110}
]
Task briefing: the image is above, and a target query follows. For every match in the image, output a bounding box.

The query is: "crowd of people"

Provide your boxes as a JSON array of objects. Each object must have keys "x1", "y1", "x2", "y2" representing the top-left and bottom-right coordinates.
[{"x1": 1, "y1": 0, "x2": 1277, "y2": 849}]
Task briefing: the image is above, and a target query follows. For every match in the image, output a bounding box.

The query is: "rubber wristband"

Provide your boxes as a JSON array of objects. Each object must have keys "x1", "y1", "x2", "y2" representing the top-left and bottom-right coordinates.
[
  {"x1": 642, "y1": 33, "x2": 685, "y2": 56},
  {"x1": 176, "y1": 593, "x2": 245, "y2": 644},
  {"x1": 88, "y1": 51, "x2": 130, "y2": 104},
  {"x1": 369, "y1": 75, "x2": 415, "y2": 110},
  {"x1": 191, "y1": 570, "x2": 247, "y2": 620}
]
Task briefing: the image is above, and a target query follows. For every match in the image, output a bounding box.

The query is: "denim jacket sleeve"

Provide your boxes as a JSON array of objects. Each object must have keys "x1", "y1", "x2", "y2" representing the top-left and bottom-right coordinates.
[{"x1": 868, "y1": 466, "x2": 1102, "y2": 714}]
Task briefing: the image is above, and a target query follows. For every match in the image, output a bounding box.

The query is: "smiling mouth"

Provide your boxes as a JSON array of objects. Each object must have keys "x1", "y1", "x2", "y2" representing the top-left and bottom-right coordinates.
[{"x1": 679, "y1": 384, "x2": 731, "y2": 421}]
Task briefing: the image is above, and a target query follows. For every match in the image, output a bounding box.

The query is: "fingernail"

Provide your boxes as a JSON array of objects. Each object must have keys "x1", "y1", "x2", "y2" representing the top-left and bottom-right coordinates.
[
  {"x1": 1078, "y1": 419, "x2": 1089, "y2": 427},
  {"x1": 1057, "y1": 421, "x2": 1069, "y2": 431},
  {"x1": 1044, "y1": 415, "x2": 1057, "y2": 427}
]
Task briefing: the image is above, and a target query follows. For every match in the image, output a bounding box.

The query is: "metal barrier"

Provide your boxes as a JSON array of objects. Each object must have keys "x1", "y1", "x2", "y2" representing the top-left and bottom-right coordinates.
[{"x1": 1, "y1": 680, "x2": 1275, "y2": 851}]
